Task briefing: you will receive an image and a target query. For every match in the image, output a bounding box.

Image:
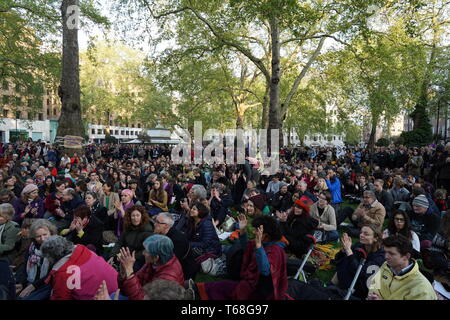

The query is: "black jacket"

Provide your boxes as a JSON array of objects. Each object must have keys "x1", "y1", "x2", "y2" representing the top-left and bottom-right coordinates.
[
  {"x1": 166, "y1": 227, "x2": 198, "y2": 280},
  {"x1": 375, "y1": 189, "x2": 394, "y2": 216},
  {"x1": 409, "y1": 208, "x2": 441, "y2": 241},
  {"x1": 271, "y1": 191, "x2": 292, "y2": 212},
  {"x1": 279, "y1": 215, "x2": 318, "y2": 257},
  {"x1": 110, "y1": 223, "x2": 154, "y2": 261},
  {"x1": 66, "y1": 214, "x2": 104, "y2": 252}
]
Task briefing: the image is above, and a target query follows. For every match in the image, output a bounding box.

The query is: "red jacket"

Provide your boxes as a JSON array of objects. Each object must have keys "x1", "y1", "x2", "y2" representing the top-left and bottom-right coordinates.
[
  {"x1": 232, "y1": 240, "x2": 288, "y2": 300},
  {"x1": 46, "y1": 245, "x2": 118, "y2": 300},
  {"x1": 120, "y1": 255, "x2": 184, "y2": 300}
]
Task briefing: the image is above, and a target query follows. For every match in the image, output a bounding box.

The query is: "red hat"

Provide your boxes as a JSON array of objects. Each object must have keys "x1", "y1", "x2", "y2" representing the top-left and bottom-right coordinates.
[
  {"x1": 294, "y1": 199, "x2": 310, "y2": 213},
  {"x1": 185, "y1": 183, "x2": 194, "y2": 193}
]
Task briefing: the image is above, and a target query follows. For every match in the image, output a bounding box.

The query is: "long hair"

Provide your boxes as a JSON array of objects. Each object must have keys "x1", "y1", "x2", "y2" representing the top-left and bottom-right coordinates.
[
  {"x1": 150, "y1": 179, "x2": 166, "y2": 203},
  {"x1": 387, "y1": 210, "x2": 413, "y2": 240},
  {"x1": 361, "y1": 223, "x2": 383, "y2": 253},
  {"x1": 123, "y1": 205, "x2": 151, "y2": 230}
]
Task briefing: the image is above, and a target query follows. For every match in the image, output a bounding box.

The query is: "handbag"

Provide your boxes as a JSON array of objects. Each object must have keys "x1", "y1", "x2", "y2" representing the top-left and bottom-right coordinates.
[{"x1": 220, "y1": 215, "x2": 236, "y2": 233}]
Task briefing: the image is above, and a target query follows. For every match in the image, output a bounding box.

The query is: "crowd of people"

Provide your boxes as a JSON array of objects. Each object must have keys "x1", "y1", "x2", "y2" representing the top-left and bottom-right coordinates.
[{"x1": 0, "y1": 140, "x2": 449, "y2": 300}]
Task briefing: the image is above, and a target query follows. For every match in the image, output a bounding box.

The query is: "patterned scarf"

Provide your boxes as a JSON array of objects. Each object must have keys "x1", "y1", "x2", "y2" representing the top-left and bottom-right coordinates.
[{"x1": 26, "y1": 242, "x2": 50, "y2": 284}]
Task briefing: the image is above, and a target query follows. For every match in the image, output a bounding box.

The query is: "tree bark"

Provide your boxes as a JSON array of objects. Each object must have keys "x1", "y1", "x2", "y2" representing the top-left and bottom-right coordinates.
[
  {"x1": 367, "y1": 113, "x2": 379, "y2": 155},
  {"x1": 261, "y1": 86, "x2": 270, "y2": 129},
  {"x1": 57, "y1": 0, "x2": 84, "y2": 148},
  {"x1": 268, "y1": 15, "x2": 281, "y2": 149}
]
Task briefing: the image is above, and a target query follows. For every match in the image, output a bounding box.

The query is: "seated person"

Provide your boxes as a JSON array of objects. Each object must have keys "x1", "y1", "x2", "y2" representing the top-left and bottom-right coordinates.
[
  {"x1": 271, "y1": 183, "x2": 292, "y2": 213},
  {"x1": 194, "y1": 215, "x2": 288, "y2": 300},
  {"x1": 60, "y1": 205, "x2": 104, "y2": 253},
  {"x1": 186, "y1": 201, "x2": 222, "y2": 259},
  {"x1": 42, "y1": 235, "x2": 118, "y2": 300},
  {"x1": 13, "y1": 184, "x2": 45, "y2": 226},
  {"x1": 118, "y1": 234, "x2": 184, "y2": 300},
  {"x1": 333, "y1": 224, "x2": 385, "y2": 300},
  {"x1": 209, "y1": 183, "x2": 233, "y2": 227},
  {"x1": 428, "y1": 212, "x2": 449, "y2": 281},
  {"x1": 15, "y1": 219, "x2": 57, "y2": 300},
  {"x1": 0, "y1": 203, "x2": 21, "y2": 264},
  {"x1": 147, "y1": 179, "x2": 168, "y2": 216},
  {"x1": 109, "y1": 205, "x2": 153, "y2": 272},
  {"x1": 277, "y1": 200, "x2": 318, "y2": 258},
  {"x1": 383, "y1": 210, "x2": 420, "y2": 256},
  {"x1": 153, "y1": 212, "x2": 199, "y2": 280},
  {"x1": 337, "y1": 190, "x2": 386, "y2": 238},
  {"x1": 410, "y1": 195, "x2": 441, "y2": 249},
  {"x1": 309, "y1": 191, "x2": 338, "y2": 242},
  {"x1": 368, "y1": 234, "x2": 437, "y2": 300}
]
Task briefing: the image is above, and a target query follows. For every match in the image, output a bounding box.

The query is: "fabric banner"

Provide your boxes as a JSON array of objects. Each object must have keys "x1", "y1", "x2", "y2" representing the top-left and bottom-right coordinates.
[{"x1": 63, "y1": 135, "x2": 84, "y2": 149}]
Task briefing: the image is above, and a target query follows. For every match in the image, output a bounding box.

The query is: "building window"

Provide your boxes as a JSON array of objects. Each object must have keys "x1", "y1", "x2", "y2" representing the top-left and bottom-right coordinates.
[
  {"x1": 3, "y1": 109, "x2": 8, "y2": 117},
  {"x1": 28, "y1": 112, "x2": 33, "y2": 120},
  {"x1": 137, "y1": 123, "x2": 141, "y2": 128},
  {"x1": 38, "y1": 113, "x2": 43, "y2": 120},
  {"x1": 2, "y1": 81, "x2": 8, "y2": 90},
  {"x1": 54, "y1": 109, "x2": 57, "y2": 116},
  {"x1": 47, "y1": 108, "x2": 50, "y2": 116},
  {"x1": 121, "y1": 130, "x2": 124, "y2": 135},
  {"x1": 126, "y1": 131, "x2": 129, "y2": 135},
  {"x1": 92, "y1": 129, "x2": 95, "y2": 134},
  {"x1": 15, "y1": 97, "x2": 22, "y2": 106},
  {"x1": 114, "y1": 130, "x2": 118, "y2": 135},
  {"x1": 28, "y1": 99, "x2": 33, "y2": 108},
  {"x1": 97, "y1": 129, "x2": 102, "y2": 134},
  {"x1": 2, "y1": 95, "x2": 8, "y2": 104}
]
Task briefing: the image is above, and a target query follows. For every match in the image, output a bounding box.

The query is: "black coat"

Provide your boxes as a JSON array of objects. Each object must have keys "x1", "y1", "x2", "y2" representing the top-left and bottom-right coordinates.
[
  {"x1": 280, "y1": 215, "x2": 318, "y2": 258},
  {"x1": 66, "y1": 214, "x2": 104, "y2": 252},
  {"x1": 271, "y1": 191, "x2": 292, "y2": 212},
  {"x1": 375, "y1": 189, "x2": 394, "y2": 216},
  {"x1": 110, "y1": 223, "x2": 154, "y2": 261},
  {"x1": 166, "y1": 227, "x2": 199, "y2": 280}
]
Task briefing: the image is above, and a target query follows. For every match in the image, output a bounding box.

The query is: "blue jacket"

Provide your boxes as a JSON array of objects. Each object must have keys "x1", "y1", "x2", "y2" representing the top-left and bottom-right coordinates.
[
  {"x1": 326, "y1": 177, "x2": 342, "y2": 204},
  {"x1": 47, "y1": 150, "x2": 57, "y2": 163},
  {"x1": 189, "y1": 216, "x2": 222, "y2": 256}
]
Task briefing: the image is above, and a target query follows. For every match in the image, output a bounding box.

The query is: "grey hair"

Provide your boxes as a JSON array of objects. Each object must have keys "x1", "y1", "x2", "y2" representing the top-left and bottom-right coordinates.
[
  {"x1": 143, "y1": 279, "x2": 187, "y2": 300},
  {"x1": 29, "y1": 219, "x2": 58, "y2": 239},
  {"x1": 156, "y1": 212, "x2": 174, "y2": 227},
  {"x1": 0, "y1": 203, "x2": 15, "y2": 219},
  {"x1": 363, "y1": 190, "x2": 376, "y2": 199},
  {"x1": 298, "y1": 180, "x2": 308, "y2": 187},
  {"x1": 63, "y1": 188, "x2": 77, "y2": 198},
  {"x1": 191, "y1": 184, "x2": 207, "y2": 199},
  {"x1": 41, "y1": 235, "x2": 75, "y2": 264},
  {"x1": 211, "y1": 183, "x2": 224, "y2": 193}
]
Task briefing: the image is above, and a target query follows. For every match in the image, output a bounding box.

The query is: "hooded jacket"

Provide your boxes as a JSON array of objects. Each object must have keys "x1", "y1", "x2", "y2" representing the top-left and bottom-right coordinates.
[
  {"x1": 45, "y1": 244, "x2": 118, "y2": 300},
  {"x1": 368, "y1": 259, "x2": 437, "y2": 300}
]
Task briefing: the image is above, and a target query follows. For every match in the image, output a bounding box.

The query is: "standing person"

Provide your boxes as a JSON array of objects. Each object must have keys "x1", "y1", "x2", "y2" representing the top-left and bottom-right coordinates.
[
  {"x1": 99, "y1": 181, "x2": 120, "y2": 219},
  {"x1": 325, "y1": 170, "x2": 343, "y2": 215},
  {"x1": 41, "y1": 236, "x2": 118, "y2": 300},
  {"x1": 368, "y1": 235, "x2": 437, "y2": 300}
]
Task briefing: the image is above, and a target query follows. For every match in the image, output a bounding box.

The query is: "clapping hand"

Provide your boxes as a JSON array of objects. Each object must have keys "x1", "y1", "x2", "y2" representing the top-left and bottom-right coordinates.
[
  {"x1": 118, "y1": 247, "x2": 135, "y2": 278},
  {"x1": 341, "y1": 233, "x2": 353, "y2": 256},
  {"x1": 94, "y1": 280, "x2": 120, "y2": 300},
  {"x1": 237, "y1": 214, "x2": 247, "y2": 232}
]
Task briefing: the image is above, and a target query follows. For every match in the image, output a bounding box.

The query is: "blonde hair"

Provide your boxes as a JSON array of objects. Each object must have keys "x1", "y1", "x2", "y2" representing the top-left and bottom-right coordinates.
[{"x1": 0, "y1": 203, "x2": 15, "y2": 220}]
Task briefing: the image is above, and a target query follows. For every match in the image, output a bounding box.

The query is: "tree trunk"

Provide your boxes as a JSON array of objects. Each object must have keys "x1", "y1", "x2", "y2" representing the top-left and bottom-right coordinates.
[
  {"x1": 236, "y1": 109, "x2": 244, "y2": 129},
  {"x1": 57, "y1": 0, "x2": 84, "y2": 152},
  {"x1": 268, "y1": 15, "x2": 281, "y2": 149},
  {"x1": 367, "y1": 114, "x2": 378, "y2": 155},
  {"x1": 261, "y1": 86, "x2": 270, "y2": 129}
]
